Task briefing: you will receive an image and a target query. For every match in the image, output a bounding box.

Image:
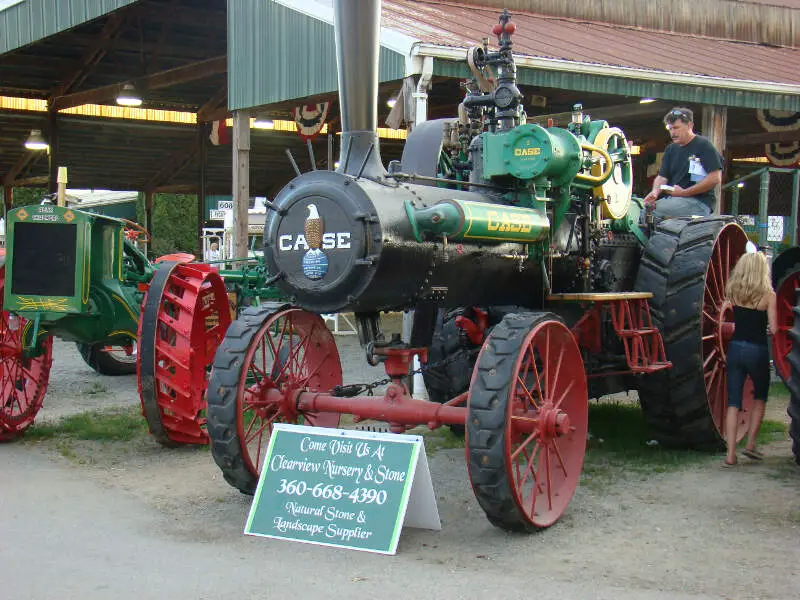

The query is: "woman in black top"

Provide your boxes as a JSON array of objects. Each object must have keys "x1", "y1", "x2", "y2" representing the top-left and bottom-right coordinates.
[{"x1": 723, "y1": 247, "x2": 777, "y2": 466}]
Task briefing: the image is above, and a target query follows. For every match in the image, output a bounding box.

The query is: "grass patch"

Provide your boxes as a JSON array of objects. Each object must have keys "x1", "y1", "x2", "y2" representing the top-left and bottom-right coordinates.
[
  {"x1": 582, "y1": 403, "x2": 710, "y2": 487},
  {"x1": 582, "y1": 402, "x2": 788, "y2": 489},
  {"x1": 422, "y1": 426, "x2": 465, "y2": 455},
  {"x1": 22, "y1": 406, "x2": 148, "y2": 442},
  {"x1": 769, "y1": 381, "x2": 789, "y2": 398}
]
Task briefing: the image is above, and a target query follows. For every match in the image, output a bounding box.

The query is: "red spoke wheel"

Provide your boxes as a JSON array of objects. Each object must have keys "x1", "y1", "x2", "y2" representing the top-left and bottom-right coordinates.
[
  {"x1": 0, "y1": 266, "x2": 53, "y2": 441},
  {"x1": 138, "y1": 261, "x2": 231, "y2": 446},
  {"x1": 787, "y1": 289, "x2": 800, "y2": 465},
  {"x1": 772, "y1": 264, "x2": 800, "y2": 383},
  {"x1": 636, "y1": 218, "x2": 749, "y2": 447},
  {"x1": 207, "y1": 304, "x2": 342, "y2": 494},
  {"x1": 467, "y1": 312, "x2": 588, "y2": 531}
]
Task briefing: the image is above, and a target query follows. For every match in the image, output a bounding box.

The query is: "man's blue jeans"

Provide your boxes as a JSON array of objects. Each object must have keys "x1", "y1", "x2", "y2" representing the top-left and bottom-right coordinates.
[{"x1": 652, "y1": 196, "x2": 712, "y2": 220}]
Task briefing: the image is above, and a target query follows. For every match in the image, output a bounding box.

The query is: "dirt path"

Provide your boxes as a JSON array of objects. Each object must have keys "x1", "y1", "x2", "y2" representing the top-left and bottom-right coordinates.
[{"x1": 2, "y1": 339, "x2": 799, "y2": 600}]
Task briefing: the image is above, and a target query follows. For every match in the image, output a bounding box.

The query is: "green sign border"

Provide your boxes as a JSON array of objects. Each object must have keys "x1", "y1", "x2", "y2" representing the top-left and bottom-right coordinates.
[{"x1": 244, "y1": 424, "x2": 423, "y2": 555}]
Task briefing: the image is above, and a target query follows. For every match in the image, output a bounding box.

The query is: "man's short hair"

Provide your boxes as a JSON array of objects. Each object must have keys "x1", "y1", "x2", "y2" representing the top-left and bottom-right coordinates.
[{"x1": 664, "y1": 107, "x2": 693, "y2": 125}]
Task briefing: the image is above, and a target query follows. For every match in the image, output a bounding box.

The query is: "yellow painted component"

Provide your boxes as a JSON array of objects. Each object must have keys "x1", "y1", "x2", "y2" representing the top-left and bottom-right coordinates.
[
  {"x1": 547, "y1": 292, "x2": 653, "y2": 302},
  {"x1": 591, "y1": 127, "x2": 633, "y2": 220},
  {"x1": 574, "y1": 142, "x2": 613, "y2": 184}
]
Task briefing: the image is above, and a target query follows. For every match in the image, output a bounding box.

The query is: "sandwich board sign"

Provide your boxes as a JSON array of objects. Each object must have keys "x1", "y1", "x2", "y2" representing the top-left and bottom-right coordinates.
[{"x1": 244, "y1": 424, "x2": 440, "y2": 554}]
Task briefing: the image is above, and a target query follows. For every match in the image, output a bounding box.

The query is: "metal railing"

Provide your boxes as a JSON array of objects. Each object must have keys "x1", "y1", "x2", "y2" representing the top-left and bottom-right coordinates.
[{"x1": 723, "y1": 166, "x2": 800, "y2": 247}]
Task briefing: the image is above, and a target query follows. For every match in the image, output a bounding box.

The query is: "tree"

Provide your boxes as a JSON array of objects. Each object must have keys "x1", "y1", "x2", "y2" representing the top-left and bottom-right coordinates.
[
  {"x1": 146, "y1": 193, "x2": 198, "y2": 257},
  {"x1": 11, "y1": 187, "x2": 47, "y2": 206}
]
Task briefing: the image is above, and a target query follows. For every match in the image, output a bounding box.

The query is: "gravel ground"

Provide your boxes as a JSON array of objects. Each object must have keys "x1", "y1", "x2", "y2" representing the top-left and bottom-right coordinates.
[{"x1": 2, "y1": 325, "x2": 799, "y2": 600}]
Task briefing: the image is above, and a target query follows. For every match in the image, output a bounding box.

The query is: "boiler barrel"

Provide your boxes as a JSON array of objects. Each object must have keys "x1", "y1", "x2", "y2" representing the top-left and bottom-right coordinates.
[{"x1": 263, "y1": 170, "x2": 550, "y2": 314}]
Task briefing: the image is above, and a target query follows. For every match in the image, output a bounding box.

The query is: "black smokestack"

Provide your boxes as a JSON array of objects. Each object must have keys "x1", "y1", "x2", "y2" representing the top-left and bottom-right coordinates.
[{"x1": 333, "y1": 0, "x2": 385, "y2": 178}]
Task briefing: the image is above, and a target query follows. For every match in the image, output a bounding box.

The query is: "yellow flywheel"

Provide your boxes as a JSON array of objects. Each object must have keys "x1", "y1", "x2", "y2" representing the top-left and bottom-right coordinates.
[{"x1": 590, "y1": 127, "x2": 633, "y2": 220}]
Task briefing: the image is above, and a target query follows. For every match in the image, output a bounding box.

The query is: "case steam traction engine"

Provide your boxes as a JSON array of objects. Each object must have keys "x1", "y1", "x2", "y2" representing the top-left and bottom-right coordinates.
[{"x1": 205, "y1": 0, "x2": 750, "y2": 531}]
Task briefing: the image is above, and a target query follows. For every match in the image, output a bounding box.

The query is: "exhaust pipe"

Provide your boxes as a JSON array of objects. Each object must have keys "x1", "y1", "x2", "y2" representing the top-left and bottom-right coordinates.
[{"x1": 333, "y1": 0, "x2": 385, "y2": 178}]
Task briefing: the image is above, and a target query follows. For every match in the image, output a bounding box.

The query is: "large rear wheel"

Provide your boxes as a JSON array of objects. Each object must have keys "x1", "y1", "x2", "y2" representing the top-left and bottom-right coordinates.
[
  {"x1": 635, "y1": 217, "x2": 749, "y2": 448},
  {"x1": 137, "y1": 261, "x2": 231, "y2": 446},
  {"x1": 467, "y1": 312, "x2": 588, "y2": 531},
  {"x1": 785, "y1": 287, "x2": 800, "y2": 465},
  {"x1": 772, "y1": 262, "x2": 800, "y2": 384},
  {"x1": 0, "y1": 266, "x2": 53, "y2": 441},
  {"x1": 207, "y1": 304, "x2": 342, "y2": 494}
]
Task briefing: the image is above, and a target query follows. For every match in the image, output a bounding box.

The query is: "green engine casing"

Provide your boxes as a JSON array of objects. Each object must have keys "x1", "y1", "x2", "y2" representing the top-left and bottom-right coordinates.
[
  {"x1": 481, "y1": 123, "x2": 583, "y2": 185},
  {"x1": 3, "y1": 204, "x2": 152, "y2": 354}
]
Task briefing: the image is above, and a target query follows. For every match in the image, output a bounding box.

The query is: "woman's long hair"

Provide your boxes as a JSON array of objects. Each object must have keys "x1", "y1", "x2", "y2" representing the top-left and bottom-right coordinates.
[{"x1": 726, "y1": 251, "x2": 772, "y2": 308}]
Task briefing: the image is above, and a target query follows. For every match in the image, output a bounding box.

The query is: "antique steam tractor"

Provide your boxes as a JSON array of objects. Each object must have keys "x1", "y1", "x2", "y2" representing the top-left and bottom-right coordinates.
[
  {"x1": 0, "y1": 205, "x2": 235, "y2": 443},
  {"x1": 205, "y1": 0, "x2": 750, "y2": 531}
]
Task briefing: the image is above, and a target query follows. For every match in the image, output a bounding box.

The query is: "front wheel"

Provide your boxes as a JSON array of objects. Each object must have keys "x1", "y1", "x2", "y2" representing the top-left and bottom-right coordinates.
[
  {"x1": 207, "y1": 304, "x2": 343, "y2": 494},
  {"x1": 467, "y1": 312, "x2": 588, "y2": 531},
  {"x1": 0, "y1": 266, "x2": 53, "y2": 441}
]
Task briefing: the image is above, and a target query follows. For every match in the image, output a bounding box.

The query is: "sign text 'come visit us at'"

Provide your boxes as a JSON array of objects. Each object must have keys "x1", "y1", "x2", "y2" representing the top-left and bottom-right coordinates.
[{"x1": 244, "y1": 424, "x2": 439, "y2": 554}]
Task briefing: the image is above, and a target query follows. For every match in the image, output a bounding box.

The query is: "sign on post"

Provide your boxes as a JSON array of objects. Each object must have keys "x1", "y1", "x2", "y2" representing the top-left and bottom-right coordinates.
[{"x1": 244, "y1": 424, "x2": 440, "y2": 554}]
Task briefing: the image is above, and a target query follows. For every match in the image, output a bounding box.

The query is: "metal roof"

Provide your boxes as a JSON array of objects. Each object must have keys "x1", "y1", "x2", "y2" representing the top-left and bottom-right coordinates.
[
  {"x1": 383, "y1": 0, "x2": 800, "y2": 109},
  {"x1": 0, "y1": 0, "x2": 137, "y2": 54},
  {"x1": 227, "y1": 0, "x2": 409, "y2": 111}
]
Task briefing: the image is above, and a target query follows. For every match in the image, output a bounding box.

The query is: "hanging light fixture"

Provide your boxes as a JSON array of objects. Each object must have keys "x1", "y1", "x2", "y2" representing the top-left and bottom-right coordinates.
[
  {"x1": 24, "y1": 129, "x2": 48, "y2": 151},
  {"x1": 116, "y1": 82, "x2": 143, "y2": 107},
  {"x1": 253, "y1": 117, "x2": 275, "y2": 129}
]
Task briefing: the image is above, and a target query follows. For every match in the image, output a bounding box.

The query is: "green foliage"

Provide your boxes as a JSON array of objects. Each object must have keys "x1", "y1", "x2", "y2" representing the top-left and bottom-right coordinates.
[
  {"x1": 147, "y1": 193, "x2": 199, "y2": 257},
  {"x1": 11, "y1": 187, "x2": 47, "y2": 206}
]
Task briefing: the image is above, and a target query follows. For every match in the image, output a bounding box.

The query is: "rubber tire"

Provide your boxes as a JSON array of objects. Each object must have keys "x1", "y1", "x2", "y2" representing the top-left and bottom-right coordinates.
[
  {"x1": 772, "y1": 261, "x2": 800, "y2": 385},
  {"x1": 424, "y1": 306, "x2": 522, "y2": 436},
  {"x1": 785, "y1": 291, "x2": 800, "y2": 465},
  {"x1": 467, "y1": 311, "x2": 582, "y2": 532},
  {"x1": 76, "y1": 343, "x2": 136, "y2": 376},
  {"x1": 634, "y1": 216, "x2": 740, "y2": 449},
  {"x1": 207, "y1": 302, "x2": 289, "y2": 494}
]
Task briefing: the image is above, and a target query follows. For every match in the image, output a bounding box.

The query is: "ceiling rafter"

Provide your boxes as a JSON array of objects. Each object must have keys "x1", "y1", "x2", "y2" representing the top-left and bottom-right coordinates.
[
  {"x1": 144, "y1": 138, "x2": 201, "y2": 192},
  {"x1": 51, "y1": 56, "x2": 227, "y2": 111},
  {"x1": 52, "y1": 11, "x2": 130, "y2": 99},
  {"x1": 197, "y1": 83, "x2": 228, "y2": 123}
]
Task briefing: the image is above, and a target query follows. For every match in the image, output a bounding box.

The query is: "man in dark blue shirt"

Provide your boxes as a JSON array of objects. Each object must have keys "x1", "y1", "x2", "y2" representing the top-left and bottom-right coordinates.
[{"x1": 643, "y1": 107, "x2": 723, "y2": 218}]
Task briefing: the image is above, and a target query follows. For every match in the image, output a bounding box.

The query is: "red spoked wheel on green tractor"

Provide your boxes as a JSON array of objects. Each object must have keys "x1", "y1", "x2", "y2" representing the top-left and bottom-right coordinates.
[
  {"x1": 772, "y1": 263, "x2": 800, "y2": 384},
  {"x1": 635, "y1": 217, "x2": 750, "y2": 448},
  {"x1": 467, "y1": 312, "x2": 588, "y2": 531},
  {"x1": 138, "y1": 260, "x2": 231, "y2": 446},
  {"x1": 0, "y1": 266, "x2": 53, "y2": 441},
  {"x1": 207, "y1": 304, "x2": 342, "y2": 494}
]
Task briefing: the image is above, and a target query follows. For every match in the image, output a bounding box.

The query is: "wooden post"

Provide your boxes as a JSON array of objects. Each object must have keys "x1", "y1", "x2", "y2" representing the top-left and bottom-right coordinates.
[
  {"x1": 3, "y1": 185, "x2": 12, "y2": 219},
  {"x1": 144, "y1": 190, "x2": 154, "y2": 258},
  {"x1": 197, "y1": 123, "x2": 208, "y2": 256},
  {"x1": 56, "y1": 167, "x2": 68, "y2": 206},
  {"x1": 232, "y1": 111, "x2": 250, "y2": 266},
  {"x1": 47, "y1": 107, "x2": 59, "y2": 195},
  {"x1": 701, "y1": 105, "x2": 727, "y2": 214}
]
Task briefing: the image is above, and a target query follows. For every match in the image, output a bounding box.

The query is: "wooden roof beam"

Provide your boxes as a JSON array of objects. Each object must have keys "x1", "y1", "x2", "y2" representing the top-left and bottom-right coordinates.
[
  {"x1": 197, "y1": 84, "x2": 228, "y2": 123},
  {"x1": 530, "y1": 100, "x2": 675, "y2": 127},
  {"x1": 727, "y1": 129, "x2": 800, "y2": 147},
  {"x1": 52, "y1": 11, "x2": 129, "y2": 98},
  {"x1": 2, "y1": 151, "x2": 36, "y2": 186},
  {"x1": 52, "y1": 56, "x2": 227, "y2": 111},
  {"x1": 144, "y1": 140, "x2": 200, "y2": 192}
]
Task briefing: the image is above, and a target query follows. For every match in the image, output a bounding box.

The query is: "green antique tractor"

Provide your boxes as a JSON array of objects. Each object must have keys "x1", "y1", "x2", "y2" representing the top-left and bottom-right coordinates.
[{"x1": 0, "y1": 202, "x2": 234, "y2": 443}]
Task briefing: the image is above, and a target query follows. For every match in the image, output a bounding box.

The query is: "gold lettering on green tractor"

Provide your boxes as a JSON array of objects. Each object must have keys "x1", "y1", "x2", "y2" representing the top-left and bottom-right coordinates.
[
  {"x1": 513, "y1": 147, "x2": 541, "y2": 157},
  {"x1": 487, "y1": 210, "x2": 534, "y2": 233}
]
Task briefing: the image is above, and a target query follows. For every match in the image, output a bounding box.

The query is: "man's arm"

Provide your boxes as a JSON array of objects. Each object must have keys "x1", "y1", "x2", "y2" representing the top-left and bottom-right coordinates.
[
  {"x1": 671, "y1": 169, "x2": 721, "y2": 197},
  {"x1": 644, "y1": 175, "x2": 668, "y2": 206}
]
